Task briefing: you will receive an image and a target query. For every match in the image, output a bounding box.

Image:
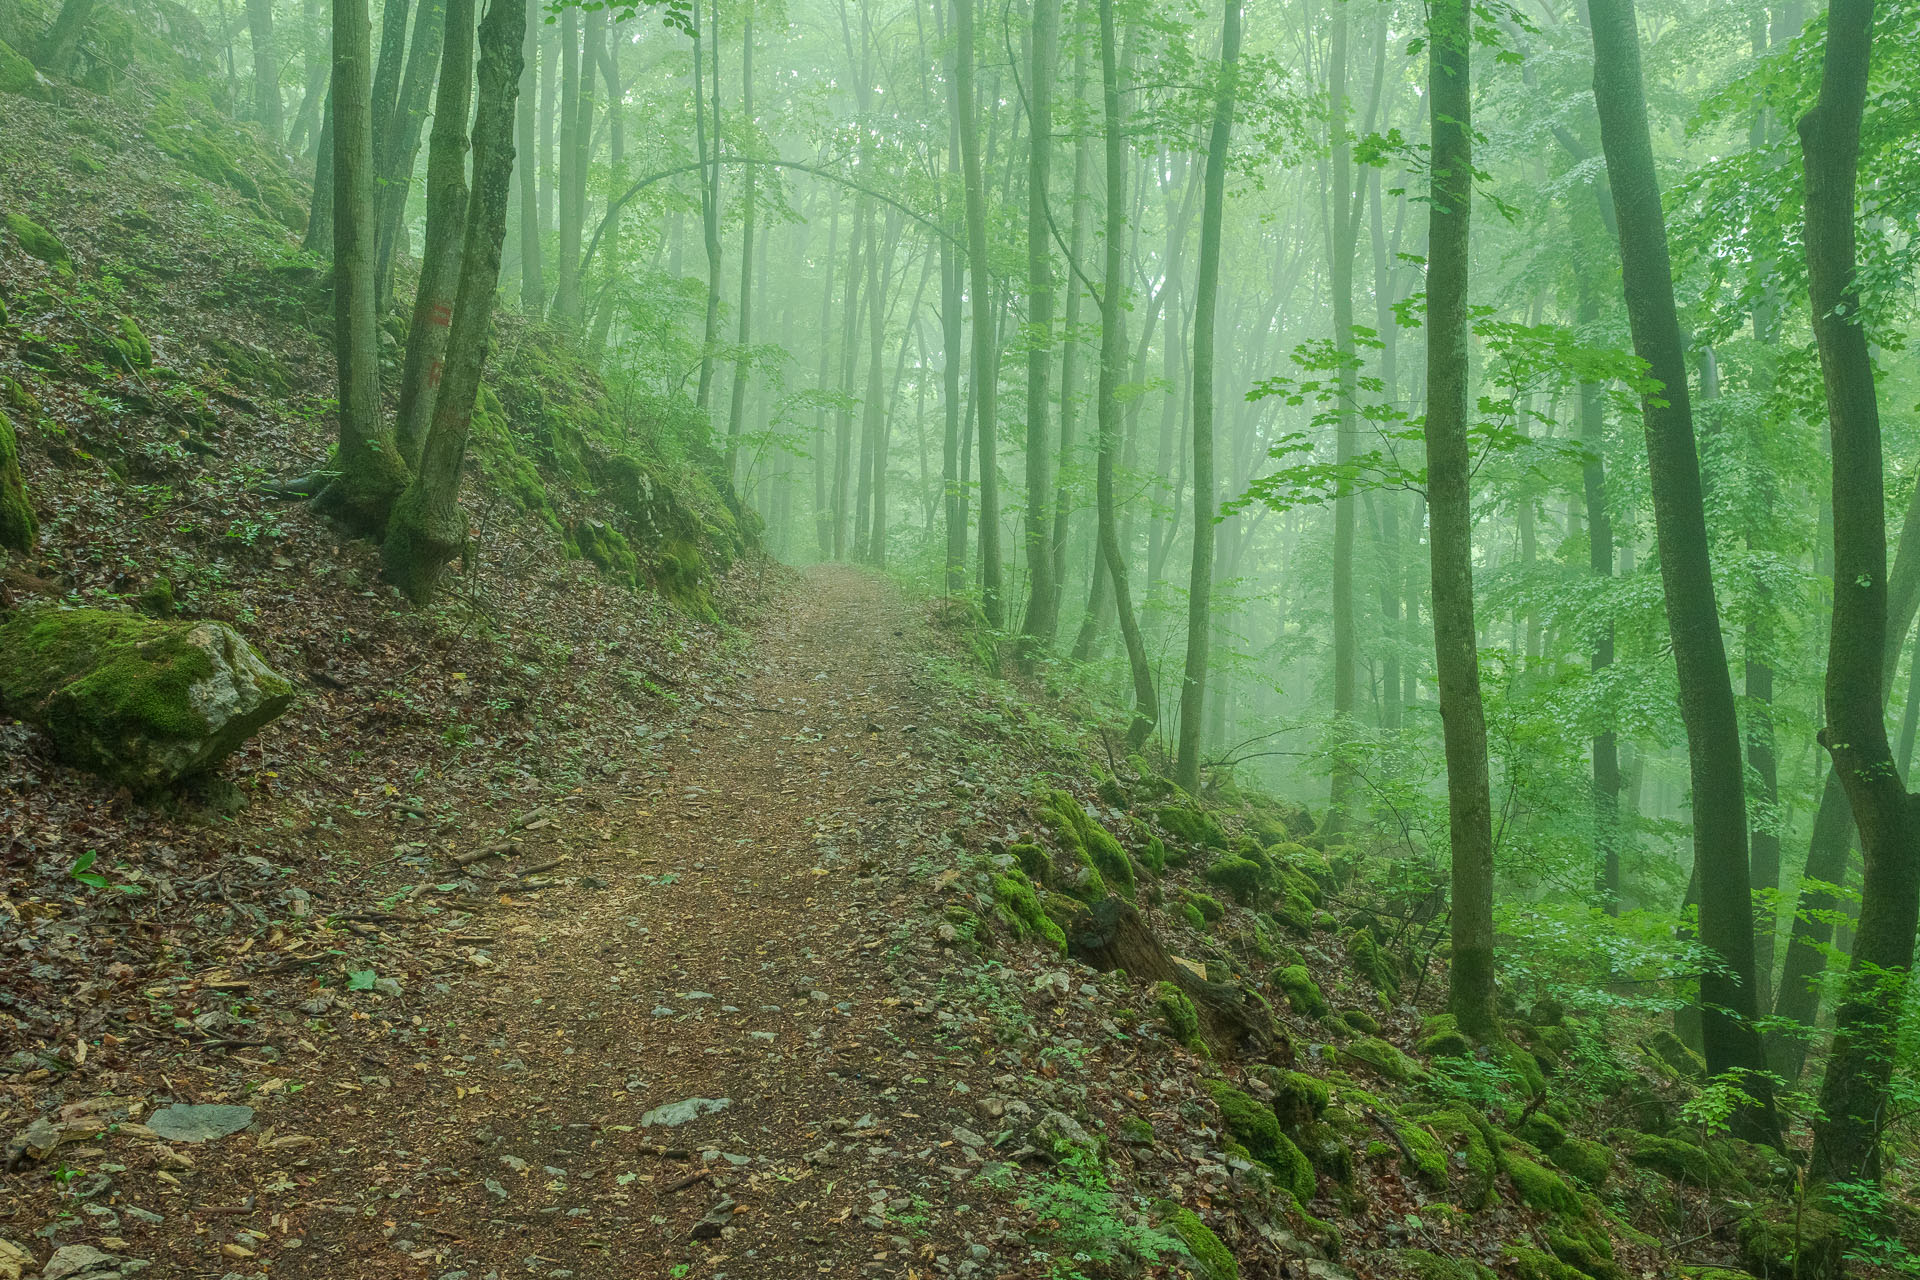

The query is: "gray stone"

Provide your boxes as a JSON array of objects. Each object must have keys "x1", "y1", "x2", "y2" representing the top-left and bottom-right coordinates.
[
  {"x1": 145, "y1": 1105, "x2": 254, "y2": 1144},
  {"x1": 640, "y1": 1097, "x2": 730, "y2": 1127}
]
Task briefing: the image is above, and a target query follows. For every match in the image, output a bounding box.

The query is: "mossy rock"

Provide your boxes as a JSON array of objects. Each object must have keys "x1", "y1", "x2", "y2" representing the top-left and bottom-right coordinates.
[
  {"x1": 1291, "y1": 1118, "x2": 1354, "y2": 1184},
  {"x1": 1161, "y1": 1205, "x2": 1238, "y2": 1280},
  {"x1": 1273, "y1": 964, "x2": 1328, "y2": 1018},
  {"x1": 1337, "y1": 1036, "x2": 1419, "y2": 1084},
  {"x1": 1262, "y1": 1069, "x2": 1329, "y2": 1130},
  {"x1": 6, "y1": 212, "x2": 72, "y2": 276},
  {"x1": 1544, "y1": 1223, "x2": 1623, "y2": 1280},
  {"x1": 1155, "y1": 980, "x2": 1201, "y2": 1045},
  {"x1": 0, "y1": 38, "x2": 55, "y2": 99},
  {"x1": 1736, "y1": 1205, "x2": 1843, "y2": 1280},
  {"x1": 1344, "y1": 926, "x2": 1400, "y2": 995},
  {"x1": 1494, "y1": 1039, "x2": 1548, "y2": 1098},
  {"x1": 0, "y1": 607, "x2": 293, "y2": 788},
  {"x1": 1620, "y1": 1132, "x2": 1728, "y2": 1188},
  {"x1": 1548, "y1": 1137, "x2": 1612, "y2": 1190},
  {"x1": 1009, "y1": 841, "x2": 1049, "y2": 882},
  {"x1": 135, "y1": 577, "x2": 175, "y2": 618},
  {"x1": 1505, "y1": 1152, "x2": 1583, "y2": 1217},
  {"x1": 1395, "y1": 1249, "x2": 1495, "y2": 1280},
  {"x1": 991, "y1": 870, "x2": 1066, "y2": 955},
  {"x1": 111, "y1": 316, "x2": 152, "y2": 369},
  {"x1": 1339, "y1": 1008, "x2": 1381, "y2": 1035},
  {"x1": 1503, "y1": 1246, "x2": 1585, "y2": 1280},
  {"x1": 1182, "y1": 901, "x2": 1207, "y2": 930},
  {"x1": 1034, "y1": 789, "x2": 1126, "y2": 901},
  {"x1": 1412, "y1": 1103, "x2": 1498, "y2": 1210},
  {"x1": 0, "y1": 410, "x2": 36, "y2": 553},
  {"x1": 1513, "y1": 1112, "x2": 1567, "y2": 1152},
  {"x1": 570, "y1": 518, "x2": 639, "y2": 587},
  {"x1": 1644, "y1": 1028, "x2": 1706, "y2": 1081},
  {"x1": 1203, "y1": 1080, "x2": 1313, "y2": 1202},
  {"x1": 1185, "y1": 890, "x2": 1226, "y2": 923},
  {"x1": 1158, "y1": 803, "x2": 1228, "y2": 851},
  {"x1": 1204, "y1": 855, "x2": 1268, "y2": 906}
]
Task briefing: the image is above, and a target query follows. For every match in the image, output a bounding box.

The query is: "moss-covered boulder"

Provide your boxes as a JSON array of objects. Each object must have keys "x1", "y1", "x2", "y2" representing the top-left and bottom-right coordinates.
[
  {"x1": 1644, "y1": 1028, "x2": 1706, "y2": 1081},
  {"x1": 1396, "y1": 1249, "x2": 1495, "y2": 1280},
  {"x1": 1161, "y1": 1205, "x2": 1238, "y2": 1280},
  {"x1": 0, "y1": 39, "x2": 55, "y2": 100},
  {"x1": 1262, "y1": 1069, "x2": 1329, "y2": 1130},
  {"x1": 1185, "y1": 890, "x2": 1226, "y2": 923},
  {"x1": 1621, "y1": 1132, "x2": 1729, "y2": 1189},
  {"x1": 1035, "y1": 789, "x2": 1131, "y2": 900},
  {"x1": 1513, "y1": 1112, "x2": 1567, "y2": 1152},
  {"x1": 990, "y1": 870, "x2": 1066, "y2": 954},
  {"x1": 1736, "y1": 1205, "x2": 1843, "y2": 1280},
  {"x1": 1204, "y1": 1079, "x2": 1314, "y2": 1203},
  {"x1": 1155, "y1": 980, "x2": 1201, "y2": 1047},
  {"x1": 1158, "y1": 803, "x2": 1228, "y2": 852},
  {"x1": 1506, "y1": 1152, "x2": 1584, "y2": 1216},
  {"x1": 1503, "y1": 1245, "x2": 1584, "y2": 1280},
  {"x1": 6, "y1": 212, "x2": 72, "y2": 276},
  {"x1": 1338, "y1": 1007, "x2": 1381, "y2": 1035},
  {"x1": 1549, "y1": 1137, "x2": 1613, "y2": 1190},
  {"x1": 1344, "y1": 926, "x2": 1400, "y2": 995},
  {"x1": 1413, "y1": 1103, "x2": 1499, "y2": 1210},
  {"x1": 1204, "y1": 855, "x2": 1268, "y2": 906},
  {"x1": 570, "y1": 518, "x2": 639, "y2": 586},
  {"x1": 0, "y1": 607, "x2": 293, "y2": 788},
  {"x1": 1273, "y1": 964, "x2": 1328, "y2": 1018},
  {"x1": 1337, "y1": 1036, "x2": 1420, "y2": 1083},
  {"x1": 0, "y1": 410, "x2": 35, "y2": 552}
]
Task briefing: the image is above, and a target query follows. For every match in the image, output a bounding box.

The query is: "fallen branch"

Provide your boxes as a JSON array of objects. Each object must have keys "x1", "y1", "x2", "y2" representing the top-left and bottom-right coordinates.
[{"x1": 454, "y1": 839, "x2": 522, "y2": 868}]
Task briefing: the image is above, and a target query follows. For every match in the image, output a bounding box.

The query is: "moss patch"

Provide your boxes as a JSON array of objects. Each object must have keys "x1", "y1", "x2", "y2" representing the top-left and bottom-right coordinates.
[
  {"x1": 6, "y1": 212, "x2": 72, "y2": 276},
  {"x1": 1204, "y1": 1080, "x2": 1313, "y2": 1203},
  {"x1": 991, "y1": 870, "x2": 1066, "y2": 955},
  {"x1": 0, "y1": 410, "x2": 36, "y2": 552},
  {"x1": 1273, "y1": 964, "x2": 1328, "y2": 1018},
  {"x1": 1506, "y1": 1152, "x2": 1583, "y2": 1216},
  {"x1": 1549, "y1": 1137, "x2": 1612, "y2": 1190},
  {"x1": 1162, "y1": 1206, "x2": 1237, "y2": 1280},
  {"x1": 1204, "y1": 855, "x2": 1268, "y2": 906}
]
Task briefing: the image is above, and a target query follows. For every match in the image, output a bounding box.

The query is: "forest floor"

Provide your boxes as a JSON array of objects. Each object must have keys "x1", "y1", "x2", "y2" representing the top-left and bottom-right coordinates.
[{"x1": 4, "y1": 566, "x2": 1274, "y2": 1280}]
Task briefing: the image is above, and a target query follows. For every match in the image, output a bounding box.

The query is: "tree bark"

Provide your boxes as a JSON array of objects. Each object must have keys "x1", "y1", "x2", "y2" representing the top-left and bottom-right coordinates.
[
  {"x1": 316, "y1": 0, "x2": 410, "y2": 534},
  {"x1": 940, "y1": 0, "x2": 967, "y2": 593},
  {"x1": 382, "y1": 0, "x2": 525, "y2": 604},
  {"x1": 693, "y1": 0, "x2": 722, "y2": 406},
  {"x1": 1588, "y1": 0, "x2": 1778, "y2": 1143},
  {"x1": 392, "y1": 0, "x2": 476, "y2": 470},
  {"x1": 1016, "y1": 0, "x2": 1061, "y2": 658},
  {"x1": 370, "y1": 0, "x2": 412, "y2": 162},
  {"x1": 1174, "y1": 0, "x2": 1239, "y2": 792},
  {"x1": 552, "y1": 4, "x2": 583, "y2": 323},
  {"x1": 954, "y1": 0, "x2": 1001, "y2": 625},
  {"x1": 1049, "y1": 44, "x2": 1090, "y2": 630},
  {"x1": 1096, "y1": 0, "x2": 1154, "y2": 748},
  {"x1": 374, "y1": 0, "x2": 449, "y2": 314},
  {"x1": 33, "y1": 0, "x2": 99, "y2": 76},
  {"x1": 724, "y1": 0, "x2": 757, "y2": 478},
  {"x1": 1325, "y1": 0, "x2": 1362, "y2": 836},
  {"x1": 1425, "y1": 0, "x2": 1497, "y2": 1043},
  {"x1": 303, "y1": 83, "x2": 336, "y2": 255},
  {"x1": 1803, "y1": 0, "x2": 1916, "y2": 1188},
  {"x1": 515, "y1": 0, "x2": 543, "y2": 314},
  {"x1": 246, "y1": 0, "x2": 285, "y2": 143}
]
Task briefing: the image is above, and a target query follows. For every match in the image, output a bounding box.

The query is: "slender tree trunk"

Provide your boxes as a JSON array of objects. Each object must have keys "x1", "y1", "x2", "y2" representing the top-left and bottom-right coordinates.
[
  {"x1": 1096, "y1": 0, "x2": 1153, "y2": 747},
  {"x1": 694, "y1": 0, "x2": 723, "y2": 408},
  {"x1": 538, "y1": 18, "x2": 557, "y2": 241},
  {"x1": 587, "y1": 20, "x2": 624, "y2": 348},
  {"x1": 1174, "y1": 0, "x2": 1239, "y2": 792},
  {"x1": 246, "y1": 0, "x2": 285, "y2": 143},
  {"x1": 954, "y1": 0, "x2": 1000, "y2": 625},
  {"x1": 1017, "y1": 0, "x2": 1060, "y2": 657},
  {"x1": 941, "y1": 10, "x2": 967, "y2": 594},
  {"x1": 288, "y1": 0, "x2": 328, "y2": 157},
  {"x1": 1578, "y1": 287, "x2": 1622, "y2": 910},
  {"x1": 832, "y1": 201, "x2": 868, "y2": 560},
  {"x1": 382, "y1": 0, "x2": 525, "y2": 602},
  {"x1": 393, "y1": 0, "x2": 477, "y2": 469},
  {"x1": 304, "y1": 84, "x2": 337, "y2": 255},
  {"x1": 855, "y1": 212, "x2": 894, "y2": 558},
  {"x1": 374, "y1": 0, "x2": 449, "y2": 314},
  {"x1": 1899, "y1": 617, "x2": 1920, "y2": 774},
  {"x1": 1589, "y1": 0, "x2": 1778, "y2": 1142},
  {"x1": 552, "y1": 4, "x2": 583, "y2": 323},
  {"x1": 814, "y1": 196, "x2": 841, "y2": 560},
  {"x1": 1803, "y1": 0, "x2": 1916, "y2": 1187},
  {"x1": 724, "y1": 0, "x2": 757, "y2": 477},
  {"x1": 516, "y1": 0, "x2": 543, "y2": 314},
  {"x1": 33, "y1": 0, "x2": 99, "y2": 75},
  {"x1": 1325, "y1": 0, "x2": 1363, "y2": 835},
  {"x1": 1050, "y1": 47, "x2": 1090, "y2": 627},
  {"x1": 370, "y1": 0, "x2": 411, "y2": 160},
  {"x1": 1426, "y1": 0, "x2": 1497, "y2": 1042},
  {"x1": 316, "y1": 0, "x2": 410, "y2": 534}
]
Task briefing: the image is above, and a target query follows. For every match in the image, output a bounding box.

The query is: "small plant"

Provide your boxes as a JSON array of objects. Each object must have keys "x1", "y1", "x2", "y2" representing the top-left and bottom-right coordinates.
[{"x1": 69, "y1": 851, "x2": 145, "y2": 896}]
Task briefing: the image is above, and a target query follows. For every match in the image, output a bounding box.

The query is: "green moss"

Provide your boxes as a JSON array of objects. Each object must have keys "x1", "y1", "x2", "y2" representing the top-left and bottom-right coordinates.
[
  {"x1": 1503, "y1": 1246, "x2": 1584, "y2": 1280},
  {"x1": 1736, "y1": 1206, "x2": 1843, "y2": 1280},
  {"x1": 1162, "y1": 1206, "x2": 1238, "y2": 1280},
  {"x1": 1118, "y1": 1115, "x2": 1155, "y2": 1146},
  {"x1": 1265, "y1": 1070, "x2": 1329, "y2": 1129},
  {"x1": 1644, "y1": 1028, "x2": 1706, "y2": 1081},
  {"x1": 1514, "y1": 1112, "x2": 1567, "y2": 1152},
  {"x1": 1205, "y1": 1080, "x2": 1314, "y2": 1204},
  {"x1": 1494, "y1": 1039, "x2": 1548, "y2": 1098},
  {"x1": 1339, "y1": 1008, "x2": 1381, "y2": 1035},
  {"x1": 1273, "y1": 965, "x2": 1328, "y2": 1018},
  {"x1": 1155, "y1": 981, "x2": 1200, "y2": 1043},
  {"x1": 135, "y1": 577, "x2": 175, "y2": 618},
  {"x1": 0, "y1": 38, "x2": 53, "y2": 99},
  {"x1": 1344, "y1": 927, "x2": 1400, "y2": 995},
  {"x1": 1157, "y1": 803, "x2": 1228, "y2": 851},
  {"x1": 1009, "y1": 841, "x2": 1050, "y2": 882},
  {"x1": 6, "y1": 213, "x2": 72, "y2": 277},
  {"x1": 1204, "y1": 855, "x2": 1268, "y2": 906},
  {"x1": 1337, "y1": 1037, "x2": 1419, "y2": 1083},
  {"x1": 1549, "y1": 1138, "x2": 1612, "y2": 1190},
  {"x1": 1041, "y1": 891, "x2": 1093, "y2": 941},
  {"x1": 1413, "y1": 1103, "x2": 1499, "y2": 1211},
  {"x1": 111, "y1": 316, "x2": 152, "y2": 370},
  {"x1": 1185, "y1": 890, "x2": 1226, "y2": 923},
  {"x1": 1182, "y1": 901, "x2": 1207, "y2": 930},
  {"x1": 1396, "y1": 1249, "x2": 1495, "y2": 1280},
  {"x1": 991, "y1": 870, "x2": 1066, "y2": 955},
  {"x1": 1037, "y1": 789, "x2": 1132, "y2": 901},
  {"x1": 0, "y1": 410, "x2": 36, "y2": 553},
  {"x1": 1506, "y1": 1152, "x2": 1583, "y2": 1216},
  {"x1": 1545, "y1": 1224, "x2": 1623, "y2": 1280},
  {"x1": 1621, "y1": 1133, "x2": 1725, "y2": 1188},
  {"x1": 146, "y1": 89, "x2": 306, "y2": 228}
]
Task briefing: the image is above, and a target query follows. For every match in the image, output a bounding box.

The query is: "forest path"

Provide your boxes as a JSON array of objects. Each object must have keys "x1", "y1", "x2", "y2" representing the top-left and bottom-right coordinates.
[{"x1": 166, "y1": 565, "x2": 1028, "y2": 1279}]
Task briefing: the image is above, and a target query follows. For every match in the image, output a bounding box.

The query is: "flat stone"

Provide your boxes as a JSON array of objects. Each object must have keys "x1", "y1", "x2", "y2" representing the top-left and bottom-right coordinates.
[
  {"x1": 640, "y1": 1097, "x2": 730, "y2": 1128},
  {"x1": 145, "y1": 1105, "x2": 254, "y2": 1144}
]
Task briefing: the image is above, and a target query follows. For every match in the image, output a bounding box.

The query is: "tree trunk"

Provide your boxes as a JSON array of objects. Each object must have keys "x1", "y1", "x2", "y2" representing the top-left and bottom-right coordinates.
[
  {"x1": 1588, "y1": 0, "x2": 1778, "y2": 1143},
  {"x1": 1325, "y1": 0, "x2": 1362, "y2": 836},
  {"x1": 392, "y1": 0, "x2": 476, "y2": 470},
  {"x1": 382, "y1": 0, "x2": 525, "y2": 603},
  {"x1": 954, "y1": 0, "x2": 1001, "y2": 625},
  {"x1": 288, "y1": 0, "x2": 328, "y2": 157},
  {"x1": 1577, "y1": 287, "x2": 1622, "y2": 910},
  {"x1": 724, "y1": 0, "x2": 757, "y2": 478},
  {"x1": 246, "y1": 0, "x2": 284, "y2": 143},
  {"x1": 1174, "y1": 0, "x2": 1239, "y2": 792},
  {"x1": 370, "y1": 0, "x2": 412, "y2": 161},
  {"x1": 1016, "y1": 0, "x2": 1060, "y2": 658},
  {"x1": 316, "y1": 0, "x2": 410, "y2": 534},
  {"x1": 515, "y1": 0, "x2": 543, "y2": 314},
  {"x1": 694, "y1": 0, "x2": 722, "y2": 406},
  {"x1": 586, "y1": 18, "x2": 624, "y2": 349},
  {"x1": 1096, "y1": 0, "x2": 1154, "y2": 748},
  {"x1": 1049, "y1": 45, "x2": 1090, "y2": 628},
  {"x1": 940, "y1": 3, "x2": 967, "y2": 594},
  {"x1": 1803, "y1": 0, "x2": 1917, "y2": 1188},
  {"x1": 374, "y1": 0, "x2": 449, "y2": 314},
  {"x1": 33, "y1": 0, "x2": 98, "y2": 75},
  {"x1": 552, "y1": 5, "x2": 583, "y2": 323},
  {"x1": 304, "y1": 84, "x2": 336, "y2": 255}
]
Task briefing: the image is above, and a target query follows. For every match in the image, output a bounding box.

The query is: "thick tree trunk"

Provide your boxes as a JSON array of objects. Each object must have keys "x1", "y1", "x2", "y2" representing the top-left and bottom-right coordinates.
[
  {"x1": 515, "y1": 0, "x2": 543, "y2": 314},
  {"x1": 1803, "y1": 0, "x2": 1917, "y2": 1188},
  {"x1": 382, "y1": 0, "x2": 524, "y2": 603},
  {"x1": 1174, "y1": 0, "x2": 1239, "y2": 792},
  {"x1": 33, "y1": 0, "x2": 98, "y2": 75},
  {"x1": 370, "y1": 0, "x2": 411, "y2": 160},
  {"x1": 1588, "y1": 0, "x2": 1778, "y2": 1144},
  {"x1": 374, "y1": 0, "x2": 448, "y2": 314},
  {"x1": 954, "y1": 0, "x2": 1001, "y2": 625},
  {"x1": 1425, "y1": 0, "x2": 1497, "y2": 1043},
  {"x1": 246, "y1": 0, "x2": 285, "y2": 143},
  {"x1": 392, "y1": 0, "x2": 476, "y2": 470},
  {"x1": 1016, "y1": 0, "x2": 1060, "y2": 658},
  {"x1": 316, "y1": 0, "x2": 410, "y2": 534},
  {"x1": 1096, "y1": 0, "x2": 1154, "y2": 748}
]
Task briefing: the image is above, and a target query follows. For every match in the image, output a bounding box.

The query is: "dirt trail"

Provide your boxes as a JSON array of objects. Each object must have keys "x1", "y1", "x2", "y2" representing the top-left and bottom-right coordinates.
[{"x1": 167, "y1": 565, "x2": 1041, "y2": 1279}]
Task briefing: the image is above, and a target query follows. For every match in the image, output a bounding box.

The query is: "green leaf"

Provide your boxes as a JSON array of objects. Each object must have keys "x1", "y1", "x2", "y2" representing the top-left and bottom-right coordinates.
[{"x1": 347, "y1": 970, "x2": 377, "y2": 992}]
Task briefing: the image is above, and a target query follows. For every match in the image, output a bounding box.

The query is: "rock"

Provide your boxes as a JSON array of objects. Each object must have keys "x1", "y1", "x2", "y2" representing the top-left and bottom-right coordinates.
[
  {"x1": 640, "y1": 1097, "x2": 730, "y2": 1127},
  {"x1": 144, "y1": 1104, "x2": 254, "y2": 1144},
  {"x1": 4, "y1": 213, "x2": 71, "y2": 276},
  {"x1": 40, "y1": 1245, "x2": 143, "y2": 1279},
  {"x1": 1028, "y1": 1110, "x2": 1097, "y2": 1162},
  {"x1": 690, "y1": 1196, "x2": 737, "y2": 1240},
  {"x1": 0, "y1": 1239, "x2": 30, "y2": 1280},
  {"x1": 0, "y1": 411, "x2": 33, "y2": 554},
  {"x1": 0, "y1": 608, "x2": 294, "y2": 789}
]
